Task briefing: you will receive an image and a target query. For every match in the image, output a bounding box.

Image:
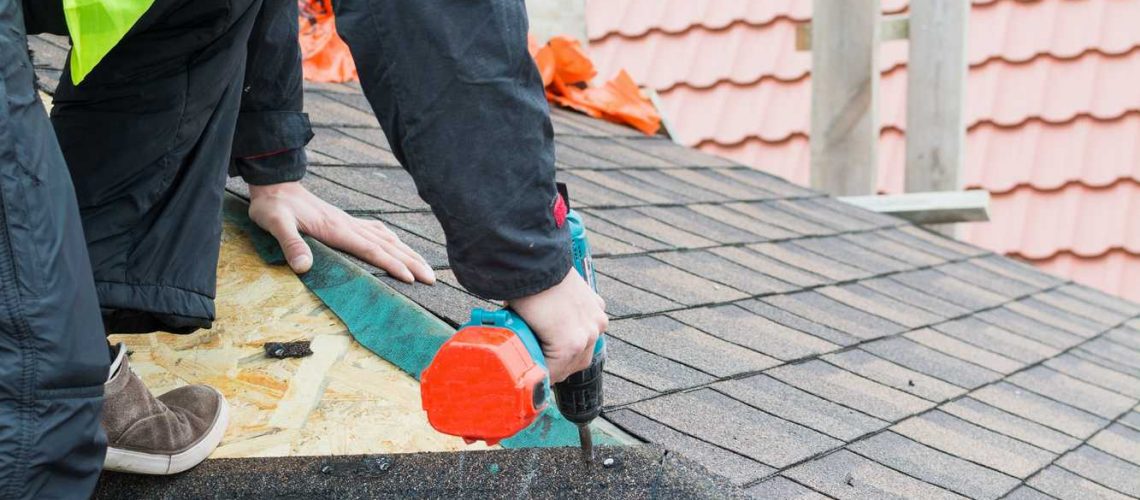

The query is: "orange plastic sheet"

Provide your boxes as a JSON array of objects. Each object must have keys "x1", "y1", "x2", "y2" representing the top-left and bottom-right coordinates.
[
  {"x1": 529, "y1": 36, "x2": 661, "y2": 136},
  {"x1": 298, "y1": 0, "x2": 357, "y2": 83}
]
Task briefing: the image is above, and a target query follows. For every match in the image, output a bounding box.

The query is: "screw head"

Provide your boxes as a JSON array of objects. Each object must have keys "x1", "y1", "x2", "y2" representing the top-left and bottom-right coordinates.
[{"x1": 602, "y1": 458, "x2": 615, "y2": 468}]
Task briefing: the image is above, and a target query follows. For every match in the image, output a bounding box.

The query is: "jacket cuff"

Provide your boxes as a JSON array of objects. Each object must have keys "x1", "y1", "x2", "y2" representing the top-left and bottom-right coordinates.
[
  {"x1": 229, "y1": 110, "x2": 313, "y2": 185},
  {"x1": 229, "y1": 148, "x2": 307, "y2": 185}
]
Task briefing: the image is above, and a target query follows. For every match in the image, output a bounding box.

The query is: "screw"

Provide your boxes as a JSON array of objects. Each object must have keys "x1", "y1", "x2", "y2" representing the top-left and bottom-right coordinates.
[
  {"x1": 274, "y1": 348, "x2": 285, "y2": 357},
  {"x1": 321, "y1": 465, "x2": 333, "y2": 474},
  {"x1": 602, "y1": 458, "x2": 615, "y2": 468}
]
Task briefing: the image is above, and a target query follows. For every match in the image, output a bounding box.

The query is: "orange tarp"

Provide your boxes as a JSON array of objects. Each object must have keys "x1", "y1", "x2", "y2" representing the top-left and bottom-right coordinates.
[{"x1": 297, "y1": 1, "x2": 658, "y2": 135}]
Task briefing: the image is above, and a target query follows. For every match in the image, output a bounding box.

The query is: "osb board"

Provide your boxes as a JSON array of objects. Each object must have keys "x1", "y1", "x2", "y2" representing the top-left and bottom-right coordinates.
[{"x1": 108, "y1": 221, "x2": 491, "y2": 458}]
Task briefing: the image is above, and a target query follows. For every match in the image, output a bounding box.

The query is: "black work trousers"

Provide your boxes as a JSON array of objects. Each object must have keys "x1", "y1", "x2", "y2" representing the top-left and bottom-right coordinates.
[{"x1": 0, "y1": 1, "x2": 109, "y2": 497}]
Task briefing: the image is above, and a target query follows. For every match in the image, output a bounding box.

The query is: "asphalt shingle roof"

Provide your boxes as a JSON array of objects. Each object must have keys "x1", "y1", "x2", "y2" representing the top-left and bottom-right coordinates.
[{"x1": 30, "y1": 32, "x2": 1140, "y2": 499}]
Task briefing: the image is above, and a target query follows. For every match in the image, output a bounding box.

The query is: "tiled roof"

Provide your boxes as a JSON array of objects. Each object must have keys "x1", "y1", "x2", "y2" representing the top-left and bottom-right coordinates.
[
  {"x1": 224, "y1": 77, "x2": 1140, "y2": 497},
  {"x1": 30, "y1": 29, "x2": 1140, "y2": 498},
  {"x1": 586, "y1": 0, "x2": 1140, "y2": 302}
]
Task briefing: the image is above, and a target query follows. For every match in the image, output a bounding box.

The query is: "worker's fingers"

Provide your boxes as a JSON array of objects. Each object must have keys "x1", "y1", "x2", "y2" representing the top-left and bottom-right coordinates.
[
  {"x1": 329, "y1": 225, "x2": 416, "y2": 283},
  {"x1": 365, "y1": 220, "x2": 431, "y2": 267},
  {"x1": 356, "y1": 223, "x2": 436, "y2": 284},
  {"x1": 258, "y1": 210, "x2": 314, "y2": 273}
]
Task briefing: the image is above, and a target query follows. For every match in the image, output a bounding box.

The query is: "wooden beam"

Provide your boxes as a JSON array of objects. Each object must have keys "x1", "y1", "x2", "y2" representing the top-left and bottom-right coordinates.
[
  {"x1": 905, "y1": 0, "x2": 969, "y2": 193},
  {"x1": 838, "y1": 190, "x2": 990, "y2": 225},
  {"x1": 796, "y1": 15, "x2": 909, "y2": 51},
  {"x1": 809, "y1": 0, "x2": 881, "y2": 196}
]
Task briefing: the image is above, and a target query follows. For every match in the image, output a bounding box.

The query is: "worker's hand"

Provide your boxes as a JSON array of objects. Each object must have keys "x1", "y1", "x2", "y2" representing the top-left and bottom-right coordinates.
[
  {"x1": 509, "y1": 270, "x2": 607, "y2": 383},
  {"x1": 247, "y1": 181, "x2": 435, "y2": 284}
]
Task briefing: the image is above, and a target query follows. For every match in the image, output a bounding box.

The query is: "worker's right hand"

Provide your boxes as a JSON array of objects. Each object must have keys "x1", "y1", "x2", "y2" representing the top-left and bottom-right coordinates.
[{"x1": 508, "y1": 270, "x2": 607, "y2": 383}]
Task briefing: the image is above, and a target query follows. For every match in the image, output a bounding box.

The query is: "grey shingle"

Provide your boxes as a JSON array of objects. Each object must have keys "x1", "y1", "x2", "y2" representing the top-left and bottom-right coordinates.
[
  {"x1": 653, "y1": 250, "x2": 797, "y2": 296},
  {"x1": 585, "y1": 230, "x2": 644, "y2": 257},
  {"x1": 709, "y1": 247, "x2": 829, "y2": 288},
  {"x1": 971, "y1": 382, "x2": 1109, "y2": 439},
  {"x1": 669, "y1": 305, "x2": 839, "y2": 361},
  {"x1": 1056, "y1": 283, "x2": 1140, "y2": 318},
  {"x1": 716, "y1": 375, "x2": 887, "y2": 441},
  {"x1": 932, "y1": 317, "x2": 1059, "y2": 364},
  {"x1": 311, "y1": 166, "x2": 426, "y2": 210},
  {"x1": 304, "y1": 93, "x2": 379, "y2": 127},
  {"x1": 1105, "y1": 325, "x2": 1140, "y2": 352},
  {"x1": 299, "y1": 175, "x2": 401, "y2": 212},
  {"x1": 890, "y1": 269, "x2": 1007, "y2": 311},
  {"x1": 861, "y1": 337, "x2": 1003, "y2": 389},
  {"x1": 726, "y1": 202, "x2": 834, "y2": 237},
  {"x1": 942, "y1": 398, "x2": 1081, "y2": 454},
  {"x1": 772, "y1": 199, "x2": 877, "y2": 232},
  {"x1": 1008, "y1": 366, "x2": 1137, "y2": 419},
  {"x1": 751, "y1": 242, "x2": 868, "y2": 282},
  {"x1": 580, "y1": 215, "x2": 671, "y2": 252},
  {"x1": 557, "y1": 136, "x2": 674, "y2": 167},
  {"x1": 307, "y1": 129, "x2": 399, "y2": 165},
  {"x1": 604, "y1": 338, "x2": 716, "y2": 392},
  {"x1": 970, "y1": 254, "x2": 1065, "y2": 290},
  {"x1": 570, "y1": 172, "x2": 675, "y2": 204},
  {"x1": 596, "y1": 256, "x2": 749, "y2": 306},
  {"x1": 783, "y1": 449, "x2": 965, "y2": 500},
  {"x1": 1076, "y1": 339, "x2": 1140, "y2": 378},
  {"x1": 594, "y1": 273, "x2": 681, "y2": 318},
  {"x1": 1088, "y1": 423, "x2": 1140, "y2": 466},
  {"x1": 793, "y1": 237, "x2": 912, "y2": 274},
  {"x1": 762, "y1": 292, "x2": 907, "y2": 341},
  {"x1": 769, "y1": 360, "x2": 932, "y2": 421},
  {"x1": 1056, "y1": 445, "x2": 1140, "y2": 497},
  {"x1": 819, "y1": 284, "x2": 945, "y2": 328},
  {"x1": 841, "y1": 231, "x2": 947, "y2": 268},
  {"x1": 335, "y1": 124, "x2": 392, "y2": 150},
  {"x1": 1006, "y1": 299, "x2": 1106, "y2": 339},
  {"x1": 662, "y1": 168, "x2": 765, "y2": 201},
  {"x1": 935, "y1": 260, "x2": 1041, "y2": 298},
  {"x1": 631, "y1": 389, "x2": 841, "y2": 468},
  {"x1": 620, "y1": 169, "x2": 728, "y2": 203},
  {"x1": 556, "y1": 171, "x2": 650, "y2": 208},
  {"x1": 1002, "y1": 486, "x2": 1056, "y2": 500},
  {"x1": 1033, "y1": 288, "x2": 1134, "y2": 326},
  {"x1": 375, "y1": 274, "x2": 493, "y2": 326},
  {"x1": 895, "y1": 225, "x2": 987, "y2": 257},
  {"x1": 902, "y1": 329, "x2": 1024, "y2": 374},
  {"x1": 745, "y1": 477, "x2": 829, "y2": 500},
  {"x1": 891, "y1": 410, "x2": 1056, "y2": 478},
  {"x1": 602, "y1": 375, "x2": 657, "y2": 407},
  {"x1": 1028, "y1": 465, "x2": 1133, "y2": 500},
  {"x1": 740, "y1": 300, "x2": 862, "y2": 347},
  {"x1": 877, "y1": 227, "x2": 968, "y2": 261},
  {"x1": 606, "y1": 410, "x2": 775, "y2": 487},
  {"x1": 812, "y1": 197, "x2": 902, "y2": 229},
  {"x1": 860, "y1": 277, "x2": 971, "y2": 319},
  {"x1": 375, "y1": 212, "x2": 446, "y2": 243},
  {"x1": 608, "y1": 316, "x2": 779, "y2": 377},
  {"x1": 975, "y1": 307, "x2": 1084, "y2": 350},
  {"x1": 552, "y1": 141, "x2": 622, "y2": 169},
  {"x1": 586, "y1": 208, "x2": 716, "y2": 248},
  {"x1": 823, "y1": 349, "x2": 966, "y2": 402},
  {"x1": 849, "y1": 431, "x2": 1020, "y2": 499},
  {"x1": 614, "y1": 137, "x2": 740, "y2": 168},
  {"x1": 689, "y1": 204, "x2": 805, "y2": 241},
  {"x1": 716, "y1": 168, "x2": 818, "y2": 199},
  {"x1": 604, "y1": 409, "x2": 775, "y2": 486},
  {"x1": 1122, "y1": 411, "x2": 1140, "y2": 432},
  {"x1": 1044, "y1": 353, "x2": 1140, "y2": 399}
]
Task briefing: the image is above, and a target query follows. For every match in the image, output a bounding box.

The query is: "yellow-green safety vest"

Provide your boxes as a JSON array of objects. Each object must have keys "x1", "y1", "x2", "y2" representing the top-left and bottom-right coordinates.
[{"x1": 63, "y1": 0, "x2": 155, "y2": 84}]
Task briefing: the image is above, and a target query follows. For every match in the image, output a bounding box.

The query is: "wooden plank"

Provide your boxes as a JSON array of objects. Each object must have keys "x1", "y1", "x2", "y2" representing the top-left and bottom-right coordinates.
[
  {"x1": 838, "y1": 190, "x2": 991, "y2": 225},
  {"x1": 796, "y1": 15, "x2": 909, "y2": 51},
  {"x1": 905, "y1": 0, "x2": 969, "y2": 193},
  {"x1": 809, "y1": 0, "x2": 880, "y2": 196}
]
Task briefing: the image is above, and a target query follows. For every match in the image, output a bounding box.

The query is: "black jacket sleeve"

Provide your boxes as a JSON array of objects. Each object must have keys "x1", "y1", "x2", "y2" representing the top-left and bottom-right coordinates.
[
  {"x1": 228, "y1": 0, "x2": 312, "y2": 185},
  {"x1": 331, "y1": 0, "x2": 571, "y2": 300}
]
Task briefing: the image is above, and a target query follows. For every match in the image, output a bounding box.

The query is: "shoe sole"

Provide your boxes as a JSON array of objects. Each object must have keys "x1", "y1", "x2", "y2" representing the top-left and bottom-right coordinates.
[{"x1": 104, "y1": 389, "x2": 230, "y2": 475}]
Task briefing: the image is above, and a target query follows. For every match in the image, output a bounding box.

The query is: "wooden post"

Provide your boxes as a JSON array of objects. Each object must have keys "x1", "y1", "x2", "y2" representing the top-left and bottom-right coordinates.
[
  {"x1": 905, "y1": 0, "x2": 969, "y2": 194},
  {"x1": 810, "y1": 0, "x2": 881, "y2": 196}
]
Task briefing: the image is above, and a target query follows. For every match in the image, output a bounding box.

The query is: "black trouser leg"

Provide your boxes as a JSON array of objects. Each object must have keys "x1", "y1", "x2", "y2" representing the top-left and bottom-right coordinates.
[
  {"x1": 50, "y1": 0, "x2": 264, "y2": 334},
  {"x1": 0, "y1": 1, "x2": 109, "y2": 497}
]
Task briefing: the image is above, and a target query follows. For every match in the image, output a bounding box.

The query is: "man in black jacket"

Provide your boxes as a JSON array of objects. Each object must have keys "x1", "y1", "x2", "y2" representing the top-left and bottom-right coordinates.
[{"x1": 2, "y1": 0, "x2": 605, "y2": 497}]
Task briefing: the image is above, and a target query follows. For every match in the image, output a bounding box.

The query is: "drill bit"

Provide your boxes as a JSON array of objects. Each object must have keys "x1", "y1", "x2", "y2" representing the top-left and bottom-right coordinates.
[{"x1": 577, "y1": 424, "x2": 594, "y2": 463}]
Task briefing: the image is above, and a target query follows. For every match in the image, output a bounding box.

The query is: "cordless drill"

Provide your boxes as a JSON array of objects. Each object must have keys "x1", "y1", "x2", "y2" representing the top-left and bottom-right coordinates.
[{"x1": 420, "y1": 192, "x2": 605, "y2": 462}]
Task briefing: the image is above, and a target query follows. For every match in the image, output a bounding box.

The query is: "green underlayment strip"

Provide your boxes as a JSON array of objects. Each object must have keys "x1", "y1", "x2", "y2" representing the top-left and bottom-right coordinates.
[{"x1": 223, "y1": 195, "x2": 623, "y2": 448}]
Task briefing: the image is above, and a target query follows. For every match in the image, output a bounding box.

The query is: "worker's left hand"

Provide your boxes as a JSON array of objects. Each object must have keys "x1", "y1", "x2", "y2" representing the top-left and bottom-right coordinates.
[{"x1": 248, "y1": 181, "x2": 436, "y2": 284}]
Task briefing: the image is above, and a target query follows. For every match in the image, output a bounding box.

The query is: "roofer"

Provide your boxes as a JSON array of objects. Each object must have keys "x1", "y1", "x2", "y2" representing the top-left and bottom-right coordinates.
[{"x1": 2, "y1": 0, "x2": 605, "y2": 497}]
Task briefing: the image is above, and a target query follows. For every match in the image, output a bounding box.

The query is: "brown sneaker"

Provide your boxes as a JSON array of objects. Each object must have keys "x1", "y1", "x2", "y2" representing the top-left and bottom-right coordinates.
[{"x1": 102, "y1": 344, "x2": 229, "y2": 474}]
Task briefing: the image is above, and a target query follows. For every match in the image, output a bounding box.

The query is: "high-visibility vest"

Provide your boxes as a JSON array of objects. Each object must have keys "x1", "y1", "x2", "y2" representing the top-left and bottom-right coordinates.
[{"x1": 63, "y1": 0, "x2": 155, "y2": 84}]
